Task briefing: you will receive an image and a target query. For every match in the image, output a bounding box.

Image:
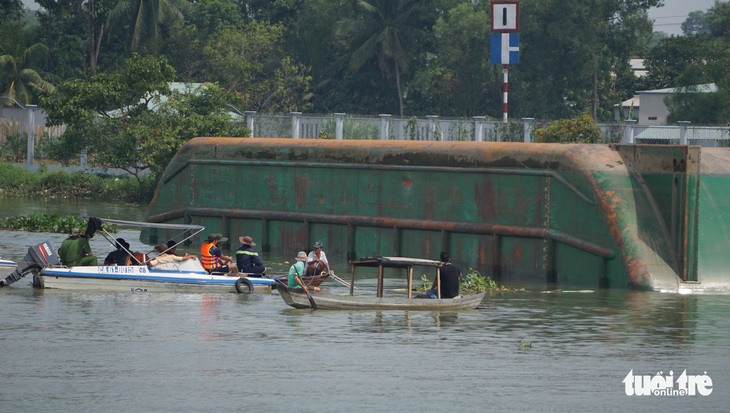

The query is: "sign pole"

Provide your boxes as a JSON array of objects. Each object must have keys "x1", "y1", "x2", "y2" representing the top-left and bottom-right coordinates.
[
  {"x1": 503, "y1": 64, "x2": 509, "y2": 123},
  {"x1": 491, "y1": 1, "x2": 519, "y2": 124}
]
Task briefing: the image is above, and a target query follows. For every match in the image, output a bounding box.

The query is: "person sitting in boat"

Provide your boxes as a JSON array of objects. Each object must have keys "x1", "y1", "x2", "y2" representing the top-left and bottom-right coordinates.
[
  {"x1": 306, "y1": 241, "x2": 332, "y2": 276},
  {"x1": 103, "y1": 238, "x2": 132, "y2": 266},
  {"x1": 200, "y1": 233, "x2": 237, "y2": 276},
  {"x1": 166, "y1": 240, "x2": 182, "y2": 256},
  {"x1": 149, "y1": 244, "x2": 197, "y2": 267},
  {"x1": 288, "y1": 251, "x2": 320, "y2": 292},
  {"x1": 235, "y1": 235, "x2": 267, "y2": 276},
  {"x1": 59, "y1": 227, "x2": 98, "y2": 267},
  {"x1": 426, "y1": 251, "x2": 462, "y2": 299}
]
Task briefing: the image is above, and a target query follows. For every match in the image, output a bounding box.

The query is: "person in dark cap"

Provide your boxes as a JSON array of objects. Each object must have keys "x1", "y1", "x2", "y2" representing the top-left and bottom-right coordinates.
[
  {"x1": 104, "y1": 238, "x2": 132, "y2": 266},
  {"x1": 199, "y1": 233, "x2": 237, "y2": 275},
  {"x1": 306, "y1": 241, "x2": 331, "y2": 276},
  {"x1": 236, "y1": 235, "x2": 267, "y2": 275},
  {"x1": 59, "y1": 227, "x2": 98, "y2": 267}
]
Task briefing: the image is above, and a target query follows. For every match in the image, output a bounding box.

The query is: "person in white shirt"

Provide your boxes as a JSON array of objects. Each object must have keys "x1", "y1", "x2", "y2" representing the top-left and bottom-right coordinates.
[
  {"x1": 149, "y1": 244, "x2": 196, "y2": 267},
  {"x1": 306, "y1": 241, "x2": 331, "y2": 276}
]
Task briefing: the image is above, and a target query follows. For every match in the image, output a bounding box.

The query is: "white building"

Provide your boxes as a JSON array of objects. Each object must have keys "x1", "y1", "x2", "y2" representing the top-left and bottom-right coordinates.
[{"x1": 636, "y1": 83, "x2": 717, "y2": 125}]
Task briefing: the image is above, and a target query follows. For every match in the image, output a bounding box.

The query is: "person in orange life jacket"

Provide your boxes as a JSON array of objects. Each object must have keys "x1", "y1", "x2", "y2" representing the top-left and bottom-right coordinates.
[
  {"x1": 200, "y1": 233, "x2": 237, "y2": 275},
  {"x1": 426, "y1": 251, "x2": 462, "y2": 299},
  {"x1": 104, "y1": 238, "x2": 132, "y2": 266},
  {"x1": 236, "y1": 235, "x2": 266, "y2": 275}
]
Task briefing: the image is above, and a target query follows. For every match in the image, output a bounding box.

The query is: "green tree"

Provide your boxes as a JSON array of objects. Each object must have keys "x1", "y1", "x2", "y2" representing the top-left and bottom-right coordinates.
[
  {"x1": 41, "y1": 54, "x2": 247, "y2": 182},
  {"x1": 334, "y1": 0, "x2": 427, "y2": 116},
  {"x1": 514, "y1": 0, "x2": 659, "y2": 120},
  {"x1": 0, "y1": 0, "x2": 22, "y2": 24},
  {"x1": 682, "y1": 10, "x2": 709, "y2": 35},
  {"x1": 0, "y1": 23, "x2": 55, "y2": 105},
  {"x1": 642, "y1": 35, "x2": 720, "y2": 90},
  {"x1": 203, "y1": 22, "x2": 313, "y2": 112},
  {"x1": 407, "y1": 2, "x2": 495, "y2": 117},
  {"x1": 108, "y1": 0, "x2": 189, "y2": 54}
]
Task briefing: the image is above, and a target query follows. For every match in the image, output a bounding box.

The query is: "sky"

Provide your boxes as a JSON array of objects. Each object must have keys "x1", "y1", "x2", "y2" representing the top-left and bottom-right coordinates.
[{"x1": 648, "y1": 0, "x2": 722, "y2": 35}]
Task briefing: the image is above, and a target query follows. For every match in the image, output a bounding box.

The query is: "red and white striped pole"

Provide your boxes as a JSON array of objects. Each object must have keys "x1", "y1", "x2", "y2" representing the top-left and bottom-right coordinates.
[{"x1": 502, "y1": 64, "x2": 509, "y2": 123}]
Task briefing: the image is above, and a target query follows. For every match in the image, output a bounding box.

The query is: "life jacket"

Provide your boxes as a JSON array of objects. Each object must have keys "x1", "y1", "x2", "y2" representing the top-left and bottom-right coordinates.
[
  {"x1": 133, "y1": 252, "x2": 149, "y2": 264},
  {"x1": 200, "y1": 241, "x2": 218, "y2": 269}
]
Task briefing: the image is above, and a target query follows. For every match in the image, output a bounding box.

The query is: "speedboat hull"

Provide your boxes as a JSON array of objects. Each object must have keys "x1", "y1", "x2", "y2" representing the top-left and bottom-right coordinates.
[
  {"x1": 0, "y1": 258, "x2": 18, "y2": 280},
  {"x1": 35, "y1": 265, "x2": 274, "y2": 294}
]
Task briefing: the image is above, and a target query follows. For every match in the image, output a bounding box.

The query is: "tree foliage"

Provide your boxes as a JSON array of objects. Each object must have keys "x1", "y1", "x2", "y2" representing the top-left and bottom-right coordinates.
[
  {"x1": 0, "y1": 23, "x2": 55, "y2": 105},
  {"x1": 40, "y1": 54, "x2": 248, "y2": 182},
  {"x1": 0, "y1": 0, "x2": 23, "y2": 24},
  {"x1": 9, "y1": 0, "x2": 730, "y2": 127}
]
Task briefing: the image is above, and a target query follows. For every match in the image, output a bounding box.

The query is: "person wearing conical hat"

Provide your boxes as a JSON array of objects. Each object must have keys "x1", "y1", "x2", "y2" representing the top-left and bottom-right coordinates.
[
  {"x1": 288, "y1": 251, "x2": 320, "y2": 292},
  {"x1": 235, "y1": 235, "x2": 266, "y2": 276}
]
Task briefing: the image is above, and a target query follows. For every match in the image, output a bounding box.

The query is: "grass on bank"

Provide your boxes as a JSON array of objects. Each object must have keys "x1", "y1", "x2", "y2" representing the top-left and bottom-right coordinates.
[{"x1": 0, "y1": 162, "x2": 155, "y2": 203}]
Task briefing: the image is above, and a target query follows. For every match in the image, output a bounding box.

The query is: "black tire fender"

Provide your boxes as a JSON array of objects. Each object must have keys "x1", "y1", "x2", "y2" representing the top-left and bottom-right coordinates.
[{"x1": 235, "y1": 277, "x2": 253, "y2": 294}]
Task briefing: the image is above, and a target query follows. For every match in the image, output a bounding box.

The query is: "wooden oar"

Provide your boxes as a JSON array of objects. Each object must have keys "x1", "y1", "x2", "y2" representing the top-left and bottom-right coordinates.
[
  {"x1": 295, "y1": 265, "x2": 318, "y2": 310},
  {"x1": 304, "y1": 286, "x2": 318, "y2": 310}
]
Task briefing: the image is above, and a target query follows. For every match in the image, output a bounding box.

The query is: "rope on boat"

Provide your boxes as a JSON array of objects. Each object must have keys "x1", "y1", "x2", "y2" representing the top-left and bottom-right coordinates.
[{"x1": 330, "y1": 271, "x2": 357, "y2": 289}]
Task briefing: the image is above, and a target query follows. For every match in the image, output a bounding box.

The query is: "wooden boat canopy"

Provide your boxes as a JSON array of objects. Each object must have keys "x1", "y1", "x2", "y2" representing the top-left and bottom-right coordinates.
[
  {"x1": 351, "y1": 256, "x2": 442, "y2": 269},
  {"x1": 349, "y1": 255, "x2": 443, "y2": 299}
]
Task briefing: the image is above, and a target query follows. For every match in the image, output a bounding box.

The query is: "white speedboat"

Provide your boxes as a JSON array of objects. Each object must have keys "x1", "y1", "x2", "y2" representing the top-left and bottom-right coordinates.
[
  {"x1": 0, "y1": 257, "x2": 19, "y2": 286},
  {"x1": 5, "y1": 217, "x2": 273, "y2": 294}
]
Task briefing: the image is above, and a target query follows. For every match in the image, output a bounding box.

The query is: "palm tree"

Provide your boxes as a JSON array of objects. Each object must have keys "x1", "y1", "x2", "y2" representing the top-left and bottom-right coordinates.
[
  {"x1": 108, "y1": 0, "x2": 189, "y2": 54},
  {"x1": 334, "y1": 0, "x2": 425, "y2": 116},
  {"x1": 0, "y1": 24, "x2": 55, "y2": 105}
]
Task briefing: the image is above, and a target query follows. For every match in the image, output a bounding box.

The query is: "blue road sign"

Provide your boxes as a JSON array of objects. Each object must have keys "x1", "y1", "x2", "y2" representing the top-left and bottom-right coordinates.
[{"x1": 490, "y1": 33, "x2": 520, "y2": 65}]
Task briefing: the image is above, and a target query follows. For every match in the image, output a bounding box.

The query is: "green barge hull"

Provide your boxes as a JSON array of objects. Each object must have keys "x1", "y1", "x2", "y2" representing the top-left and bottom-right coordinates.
[{"x1": 143, "y1": 138, "x2": 730, "y2": 293}]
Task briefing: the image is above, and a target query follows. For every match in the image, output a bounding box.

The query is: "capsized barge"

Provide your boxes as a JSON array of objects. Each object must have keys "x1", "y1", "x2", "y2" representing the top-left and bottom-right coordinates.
[{"x1": 143, "y1": 138, "x2": 730, "y2": 293}]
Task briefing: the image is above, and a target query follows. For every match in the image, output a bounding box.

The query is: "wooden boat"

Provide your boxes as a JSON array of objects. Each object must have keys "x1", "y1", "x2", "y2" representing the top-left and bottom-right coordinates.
[
  {"x1": 276, "y1": 256, "x2": 487, "y2": 310},
  {"x1": 272, "y1": 272, "x2": 330, "y2": 288},
  {"x1": 4, "y1": 218, "x2": 273, "y2": 294}
]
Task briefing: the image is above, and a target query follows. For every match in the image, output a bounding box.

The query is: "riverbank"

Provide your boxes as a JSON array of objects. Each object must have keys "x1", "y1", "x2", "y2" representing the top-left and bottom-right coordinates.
[{"x1": 0, "y1": 162, "x2": 155, "y2": 203}]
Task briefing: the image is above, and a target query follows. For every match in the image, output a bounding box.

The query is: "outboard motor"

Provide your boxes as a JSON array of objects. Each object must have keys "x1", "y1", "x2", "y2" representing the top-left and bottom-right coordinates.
[
  {"x1": 0, "y1": 241, "x2": 60, "y2": 287},
  {"x1": 24, "y1": 241, "x2": 61, "y2": 267}
]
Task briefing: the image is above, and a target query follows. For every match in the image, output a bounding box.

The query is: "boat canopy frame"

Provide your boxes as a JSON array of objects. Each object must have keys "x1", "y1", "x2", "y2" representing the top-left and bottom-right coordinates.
[
  {"x1": 349, "y1": 256, "x2": 443, "y2": 299},
  {"x1": 88, "y1": 217, "x2": 205, "y2": 262}
]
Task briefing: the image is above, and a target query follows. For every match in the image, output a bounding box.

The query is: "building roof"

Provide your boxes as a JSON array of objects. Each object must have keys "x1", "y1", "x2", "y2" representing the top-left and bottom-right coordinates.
[
  {"x1": 638, "y1": 83, "x2": 717, "y2": 95},
  {"x1": 614, "y1": 95, "x2": 640, "y2": 108}
]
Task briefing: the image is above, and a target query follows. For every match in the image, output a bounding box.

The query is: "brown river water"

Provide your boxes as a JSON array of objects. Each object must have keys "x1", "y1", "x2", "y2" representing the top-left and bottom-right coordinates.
[{"x1": 0, "y1": 199, "x2": 728, "y2": 411}]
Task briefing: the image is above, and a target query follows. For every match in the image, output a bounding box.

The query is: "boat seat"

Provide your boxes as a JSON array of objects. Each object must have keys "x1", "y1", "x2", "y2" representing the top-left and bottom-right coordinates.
[{"x1": 208, "y1": 270, "x2": 230, "y2": 276}]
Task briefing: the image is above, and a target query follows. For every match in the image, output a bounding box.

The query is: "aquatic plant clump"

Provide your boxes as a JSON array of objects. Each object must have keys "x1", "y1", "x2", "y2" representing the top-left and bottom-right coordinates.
[
  {"x1": 0, "y1": 212, "x2": 117, "y2": 234},
  {"x1": 416, "y1": 268, "x2": 498, "y2": 293}
]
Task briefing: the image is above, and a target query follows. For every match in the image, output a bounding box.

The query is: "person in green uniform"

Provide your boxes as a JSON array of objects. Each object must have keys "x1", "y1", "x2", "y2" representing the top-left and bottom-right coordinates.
[{"x1": 59, "y1": 228, "x2": 98, "y2": 266}]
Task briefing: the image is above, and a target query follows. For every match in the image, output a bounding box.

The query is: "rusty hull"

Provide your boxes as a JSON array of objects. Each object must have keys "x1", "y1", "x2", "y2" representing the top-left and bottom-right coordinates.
[{"x1": 143, "y1": 138, "x2": 729, "y2": 292}]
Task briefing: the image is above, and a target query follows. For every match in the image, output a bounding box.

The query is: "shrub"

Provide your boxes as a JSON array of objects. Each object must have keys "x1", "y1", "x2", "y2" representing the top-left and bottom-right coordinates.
[{"x1": 534, "y1": 113, "x2": 601, "y2": 143}]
